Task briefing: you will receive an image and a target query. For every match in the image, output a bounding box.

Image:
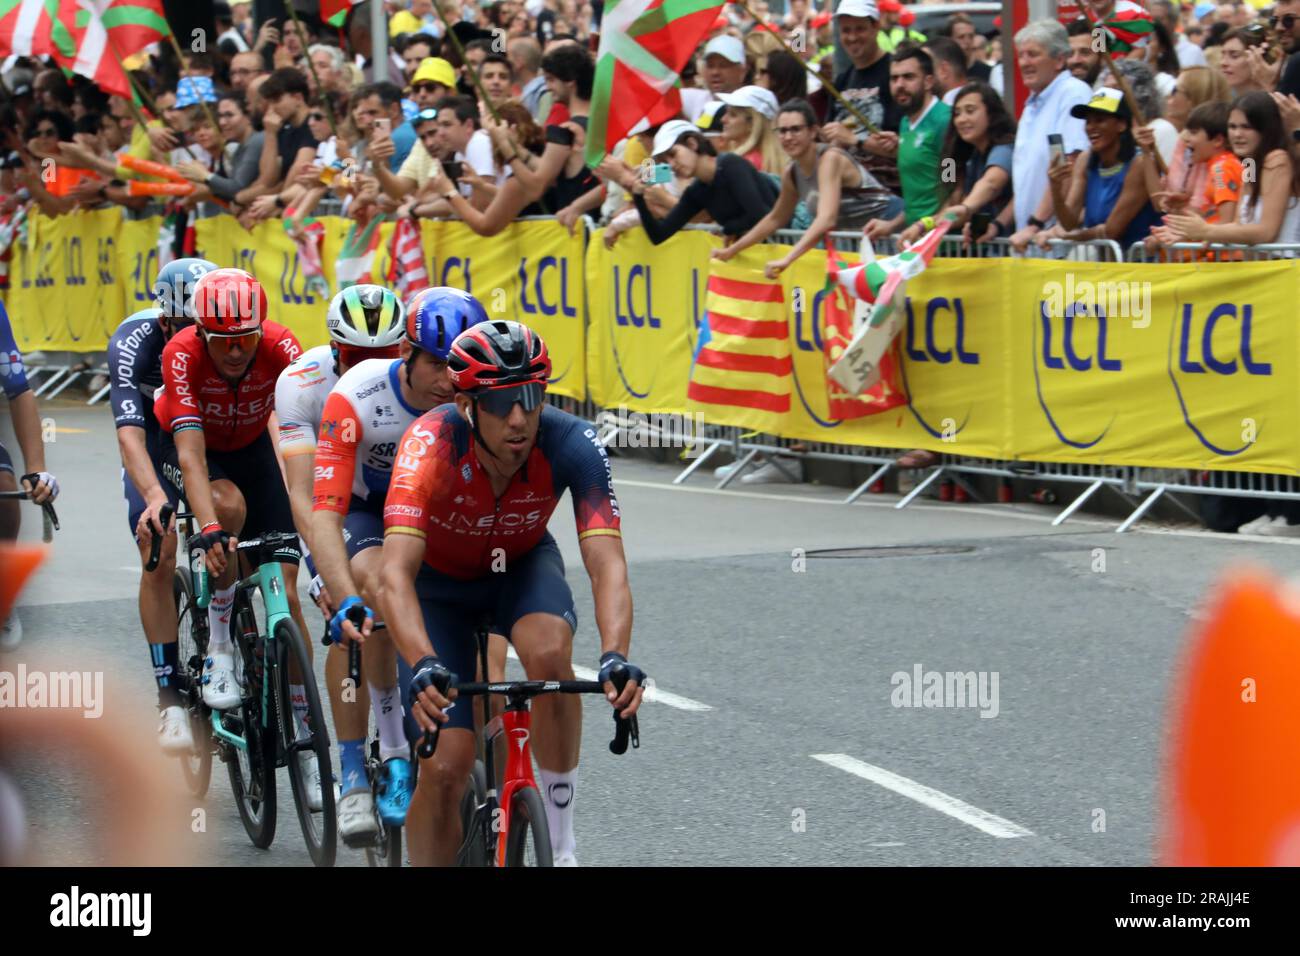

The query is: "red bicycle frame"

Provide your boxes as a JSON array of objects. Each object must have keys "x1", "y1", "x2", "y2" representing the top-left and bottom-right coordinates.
[{"x1": 490, "y1": 706, "x2": 538, "y2": 867}]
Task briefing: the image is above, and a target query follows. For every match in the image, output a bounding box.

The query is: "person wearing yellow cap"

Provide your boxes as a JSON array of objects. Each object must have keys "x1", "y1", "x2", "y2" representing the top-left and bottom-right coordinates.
[{"x1": 409, "y1": 57, "x2": 458, "y2": 112}]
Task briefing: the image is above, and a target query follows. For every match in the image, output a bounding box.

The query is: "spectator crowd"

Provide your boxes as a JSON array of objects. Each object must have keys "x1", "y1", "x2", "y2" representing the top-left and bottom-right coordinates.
[{"x1": 4, "y1": 0, "x2": 1300, "y2": 263}]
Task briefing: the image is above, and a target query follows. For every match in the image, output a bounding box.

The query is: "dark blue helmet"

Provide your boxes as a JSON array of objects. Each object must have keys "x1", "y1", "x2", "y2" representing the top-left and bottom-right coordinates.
[
  {"x1": 404, "y1": 287, "x2": 490, "y2": 361},
  {"x1": 152, "y1": 258, "x2": 219, "y2": 323}
]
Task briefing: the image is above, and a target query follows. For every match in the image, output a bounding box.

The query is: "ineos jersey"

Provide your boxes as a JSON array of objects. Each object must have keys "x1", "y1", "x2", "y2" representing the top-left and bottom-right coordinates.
[
  {"x1": 108, "y1": 309, "x2": 166, "y2": 433},
  {"x1": 384, "y1": 404, "x2": 622, "y2": 580},
  {"x1": 312, "y1": 358, "x2": 428, "y2": 510},
  {"x1": 0, "y1": 300, "x2": 29, "y2": 400},
  {"x1": 154, "y1": 321, "x2": 302, "y2": 451},
  {"x1": 275, "y1": 344, "x2": 339, "y2": 457}
]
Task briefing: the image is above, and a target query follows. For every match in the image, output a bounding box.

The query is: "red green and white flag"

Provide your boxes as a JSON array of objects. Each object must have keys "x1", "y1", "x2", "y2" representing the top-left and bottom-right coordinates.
[
  {"x1": 586, "y1": 0, "x2": 726, "y2": 167},
  {"x1": 0, "y1": 0, "x2": 65, "y2": 57},
  {"x1": 1090, "y1": 0, "x2": 1155, "y2": 57},
  {"x1": 60, "y1": 0, "x2": 171, "y2": 98},
  {"x1": 321, "y1": 0, "x2": 353, "y2": 28}
]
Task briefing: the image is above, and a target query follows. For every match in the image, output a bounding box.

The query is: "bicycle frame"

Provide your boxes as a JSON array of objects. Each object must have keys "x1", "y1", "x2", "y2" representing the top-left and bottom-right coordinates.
[{"x1": 486, "y1": 702, "x2": 537, "y2": 868}]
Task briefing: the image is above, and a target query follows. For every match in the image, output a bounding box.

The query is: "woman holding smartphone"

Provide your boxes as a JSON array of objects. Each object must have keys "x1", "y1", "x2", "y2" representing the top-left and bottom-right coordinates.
[{"x1": 897, "y1": 81, "x2": 1015, "y2": 246}]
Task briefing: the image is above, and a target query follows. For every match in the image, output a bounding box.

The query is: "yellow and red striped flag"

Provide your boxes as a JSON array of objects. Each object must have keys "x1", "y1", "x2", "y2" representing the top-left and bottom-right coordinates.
[{"x1": 687, "y1": 261, "x2": 791, "y2": 433}]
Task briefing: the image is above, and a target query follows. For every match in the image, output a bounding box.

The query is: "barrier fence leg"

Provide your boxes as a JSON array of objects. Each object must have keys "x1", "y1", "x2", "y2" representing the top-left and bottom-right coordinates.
[
  {"x1": 1161, "y1": 490, "x2": 1203, "y2": 525},
  {"x1": 33, "y1": 367, "x2": 71, "y2": 398},
  {"x1": 896, "y1": 467, "x2": 945, "y2": 509},
  {"x1": 716, "y1": 447, "x2": 761, "y2": 490},
  {"x1": 1052, "y1": 479, "x2": 1104, "y2": 527},
  {"x1": 1116, "y1": 485, "x2": 1168, "y2": 533},
  {"x1": 844, "y1": 461, "x2": 893, "y2": 504},
  {"x1": 949, "y1": 471, "x2": 984, "y2": 503},
  {"x1": 45, "y1": 370, "x2": 87, "y2": 399},
  {"x1": 673, "y1": 439, "x2": 723, "y2": 485},
  {"x1": 87, "y1": 380, "x2": 112, "y2": 405}
]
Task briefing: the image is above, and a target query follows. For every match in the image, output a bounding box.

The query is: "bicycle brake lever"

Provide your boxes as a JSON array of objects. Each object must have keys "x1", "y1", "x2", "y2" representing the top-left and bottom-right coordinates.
[
  {"x1": 607, "y1": 666, "x2": 640, "y2": 755},
  {"x1": 417, "y1": 726, "x2": 440, "y2": 759},
  {"x1": 144, "y1": 503, "x2": 175, "y2": 572}
]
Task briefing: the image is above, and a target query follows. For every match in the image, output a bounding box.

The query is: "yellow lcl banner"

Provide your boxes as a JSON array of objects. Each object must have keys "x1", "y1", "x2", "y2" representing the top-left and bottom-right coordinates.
[{"x1": 4, "y1": 209, "x2": 1298, "y2": 475}]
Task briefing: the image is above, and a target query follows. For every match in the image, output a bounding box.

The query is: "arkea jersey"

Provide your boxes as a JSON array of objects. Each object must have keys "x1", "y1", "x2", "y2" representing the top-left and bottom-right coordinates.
[
  {"x1": 312, "y1": 358, "x2": 429, "y2": 511},
  {"x1": 275, "y1": 344, "x2": 339, "y2": 457},
  {"x1": 0, "y1": 299, "x2": 29, "y2": 400},
  {"x1": 108, "y1": 309, "x2": 166, "y2": 432},
  {"x1": 384, "y1": 404, "x2": 622, "y2": 580},
  {"x1": 154, "y1": 321, "x2": 302, "y2": 452}
]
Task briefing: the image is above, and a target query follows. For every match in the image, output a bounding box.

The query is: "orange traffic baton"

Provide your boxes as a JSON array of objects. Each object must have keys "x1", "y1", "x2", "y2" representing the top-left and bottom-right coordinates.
[
  {"x1": 126, "y1": 180, "x2": 195, "y2": 198},
  {"x1": 118, "y1": 153, "x2": 189, "y2": 183}
]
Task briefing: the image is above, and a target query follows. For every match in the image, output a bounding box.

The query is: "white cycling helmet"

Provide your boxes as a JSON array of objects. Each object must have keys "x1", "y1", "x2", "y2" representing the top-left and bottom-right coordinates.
[{"x1": 326, "y1": 284, "x2": 406, "y2": 349}]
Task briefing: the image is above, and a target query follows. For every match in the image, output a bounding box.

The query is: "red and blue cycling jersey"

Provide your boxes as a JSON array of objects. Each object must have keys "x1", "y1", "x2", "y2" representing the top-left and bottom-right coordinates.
[
  {"x1": 0, "y1": 300, "x2": 29, "y2": 400},
  {"x1": 383, "y1": 404, "x2": 622, "y2": 580},
  {"x1": 154, "y1": 321, "x2": 302, "y2": 452}
]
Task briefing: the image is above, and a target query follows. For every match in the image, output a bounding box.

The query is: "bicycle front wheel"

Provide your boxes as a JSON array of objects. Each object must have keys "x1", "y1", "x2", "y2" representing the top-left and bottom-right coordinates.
[
  {"x1": 226, "y1": 599, "x2": 276, "y2": 849},
  {"x1": 505, "y1": 786, "x2": 553, "y2": 867},
  {"x1": 275, "y1": 618, "x2": 338, "y2": 867},
  {"x1": 173, "y1": 567, "x2": 212, "y2": 798}
]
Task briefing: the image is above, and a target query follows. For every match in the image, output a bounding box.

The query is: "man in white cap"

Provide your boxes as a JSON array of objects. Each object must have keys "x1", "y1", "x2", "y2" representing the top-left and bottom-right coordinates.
[
  {"x1": 822, "y1": 0, "x2": 902, "y2": 197},
  {"x1": 695, "y1": 34, "x2": 750, "y2": 132}
]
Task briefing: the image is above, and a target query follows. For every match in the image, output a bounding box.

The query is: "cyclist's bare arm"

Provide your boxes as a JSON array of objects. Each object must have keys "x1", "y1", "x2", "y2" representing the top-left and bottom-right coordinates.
[
  {"x1": 580, "y1": 533, "x2": 642, "y2": 717},
  {"x1": 378, "y1": 531, "x2": 435, "y2": 667},
  {"x1": 9, "y1": 390, "x2": 48, "y2": 495},
  {"x1": 284, "y1": 452, "x2": 317, "y2": 554},
  {"x1": 174, "y1": 427, "x2": 233, "y2": 575},
  {"x1": 310, "y1": 508, "x2": 363, "y2": 619},
  {"x1": 117, "y1": 425, "x2": 168, "y2": 538}
]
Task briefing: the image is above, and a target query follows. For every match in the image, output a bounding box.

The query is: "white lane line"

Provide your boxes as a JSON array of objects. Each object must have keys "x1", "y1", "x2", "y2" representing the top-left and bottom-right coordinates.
[
  {"x1": 871, "y1": 842, "x2": 906, "y2": 848},
  {"x1": 811, "y1": 753, "x2": 1034, "y2": 839},
  {"x1": 505, "y1": 647, "x2": 713, "y2": 712}
]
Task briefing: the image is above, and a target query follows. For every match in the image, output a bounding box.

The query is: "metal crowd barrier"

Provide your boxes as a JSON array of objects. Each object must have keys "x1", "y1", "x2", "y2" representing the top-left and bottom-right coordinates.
[{"x1": 1127, "y1": 242, "x2": 1300, "y2": 262}]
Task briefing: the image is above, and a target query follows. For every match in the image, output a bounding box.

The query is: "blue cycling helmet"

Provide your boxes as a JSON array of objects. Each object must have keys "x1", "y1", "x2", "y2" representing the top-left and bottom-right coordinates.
[
  {"x1": 404, "y1": 287, "x2": 490, "y2": 361},
  {"x1": 153, "y1": 258, "x2": 219, "y2": 325}
]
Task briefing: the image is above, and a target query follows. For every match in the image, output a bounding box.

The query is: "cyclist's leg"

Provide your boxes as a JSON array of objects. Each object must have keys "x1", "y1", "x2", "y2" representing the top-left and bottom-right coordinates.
[
  {"x1": 125, "y1": 458, "x2": 182, "y2": 712},
  {"x1": 406, "y1": 566, "x2": 488, "y2": 867},
  {"x1": 347, "y1": 514, "x2": 405, "y2": 761},
  {"x1": 329, "y1": 506, "x2": 381, "y2": 805},
  {"x1": 497, "y1": 533, "x2": 581, "y2": 861},
  {"x1": 0, "y1": 440, "x2": 19, "y2": 541}
]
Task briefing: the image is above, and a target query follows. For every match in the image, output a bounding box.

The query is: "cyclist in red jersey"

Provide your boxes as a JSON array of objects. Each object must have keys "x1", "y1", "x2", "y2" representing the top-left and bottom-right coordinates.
[
  {"x1": 382, "y1": 320, "x2": 646, "y2": 867},
  {"x1": 154, "y1": 268, "x2": 325, "y2": 806}
]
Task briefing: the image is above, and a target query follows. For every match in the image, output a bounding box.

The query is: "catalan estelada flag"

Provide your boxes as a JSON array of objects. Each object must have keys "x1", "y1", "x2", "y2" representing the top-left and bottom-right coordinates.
[{"x1": 687, "y1": 261, "x2": 791, "y2": 433}]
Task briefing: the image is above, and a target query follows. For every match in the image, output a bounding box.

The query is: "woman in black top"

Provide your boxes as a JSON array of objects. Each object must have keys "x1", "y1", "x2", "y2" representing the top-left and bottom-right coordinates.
[{"x1": 603, "y1": 121, "x2": 779, "y2": 244}]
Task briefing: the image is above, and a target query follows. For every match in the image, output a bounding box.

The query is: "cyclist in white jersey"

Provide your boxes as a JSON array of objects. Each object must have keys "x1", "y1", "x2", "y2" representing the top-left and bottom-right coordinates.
[
  {"x1": 310, "y1": 286, "x2": 490, "y2": 843},
  {"x1": 275, "y1": 284, "x2": 404, "y2": 823}
]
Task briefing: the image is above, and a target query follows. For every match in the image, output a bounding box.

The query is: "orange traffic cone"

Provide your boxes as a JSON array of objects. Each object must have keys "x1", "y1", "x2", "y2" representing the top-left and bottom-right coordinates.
[
  {"x1": 0, "y1": 542, "x2": 48, "y2": 623},
  {"x1": 1162, "y1": 567, "x2": 1300, "y2": 864}
]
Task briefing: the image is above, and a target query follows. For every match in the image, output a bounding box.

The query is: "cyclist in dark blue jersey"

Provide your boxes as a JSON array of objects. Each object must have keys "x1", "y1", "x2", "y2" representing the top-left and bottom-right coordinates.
[
  {"x1": 109, "y1": 257, "x2": 216, "y2": 751},
  {"x1": 0, "y1": 299, "x2": 58, "y2": 651}
]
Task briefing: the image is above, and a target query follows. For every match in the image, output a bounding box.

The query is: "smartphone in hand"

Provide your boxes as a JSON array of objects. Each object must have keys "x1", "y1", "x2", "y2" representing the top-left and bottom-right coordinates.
[
  {"x1": 442, "y1": 160, "x2": 464, "y2": 181},
  {"x1": 373, "y1": 118, "x2": 391, "y2": 137},
  {"x1": 1047, "y1": 133, "x2": 1064, "y2": 166}
]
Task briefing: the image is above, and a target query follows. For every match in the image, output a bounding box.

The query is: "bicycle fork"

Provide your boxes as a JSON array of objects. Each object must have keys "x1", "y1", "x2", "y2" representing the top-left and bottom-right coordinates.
[{"x1": 487, "y1": 704, "x2": 536, "y2": 867}]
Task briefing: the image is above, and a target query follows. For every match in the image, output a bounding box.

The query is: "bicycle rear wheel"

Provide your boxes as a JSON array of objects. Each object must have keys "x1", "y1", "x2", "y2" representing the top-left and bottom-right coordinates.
[
  {"x1": 276, "y1": 618, "x2": 338, "y2": 867},
  {"x1": 504, "y1": 785, "x2": 553, "y2": 867},
  {"x1": 173, "y1": 567, "x2": 212, "y2": 798},
  {"x1": 226, "y1": 598, "x2": 276, "y2": 848}
]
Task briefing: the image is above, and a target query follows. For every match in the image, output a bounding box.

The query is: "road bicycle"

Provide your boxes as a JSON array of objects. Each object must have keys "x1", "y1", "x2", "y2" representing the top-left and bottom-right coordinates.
[
  {"x1": 169, "y1": 506, "x2": 338, "y2": 866},
  {"x1": 419, "y1": 619, "x2": 642, "y2": 867},
  {"x1": 323, "y1": 612, "x2": 404, "y2": 868}
]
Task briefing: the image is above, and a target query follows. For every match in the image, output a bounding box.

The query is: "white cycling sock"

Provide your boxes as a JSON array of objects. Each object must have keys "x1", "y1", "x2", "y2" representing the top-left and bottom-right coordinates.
[
  {"x1": 290, "y1": 684, "x2": 310, "y2": 741},
  {"x1": 206, "y1": 585, "x2": 236, "y2": 653},
  {"x1": 537, "y1": 768, "x2": 576, "y2": 859},
  {"x1": 369, "y1": 684, "x2": 409, "y2": 763}
]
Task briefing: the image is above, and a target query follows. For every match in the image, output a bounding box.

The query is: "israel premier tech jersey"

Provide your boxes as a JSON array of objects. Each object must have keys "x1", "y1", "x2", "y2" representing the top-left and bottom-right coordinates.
[
  {"x1": 383, "y1": 403, "x2": 622, "y2": 580},
  {"x1": 311, "y1": 358, "x2": 429, "y2": 511}
]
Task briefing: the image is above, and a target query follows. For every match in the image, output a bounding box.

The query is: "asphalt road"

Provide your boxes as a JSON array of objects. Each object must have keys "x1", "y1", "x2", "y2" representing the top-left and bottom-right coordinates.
[{"x1": 7, "y1": 399, "x2": 1300, "y2": 867}]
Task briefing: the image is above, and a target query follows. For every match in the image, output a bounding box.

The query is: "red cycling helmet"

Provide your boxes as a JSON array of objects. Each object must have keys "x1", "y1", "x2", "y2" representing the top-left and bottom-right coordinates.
[
  {"x1": 193, "y1": 268, "x2": 268, "y2": 335},
  {"x1": 448, "y1": 320, "x2": 551, "y2": 393}
]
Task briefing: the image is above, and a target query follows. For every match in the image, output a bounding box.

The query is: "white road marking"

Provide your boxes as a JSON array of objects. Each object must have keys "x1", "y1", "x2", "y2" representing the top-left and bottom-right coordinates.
[
  {"x1": 811, "y1": 753, "x2": 1034, "y2": 839},
  {"x1": 505, "y1": 647, "x2": 712, "y2": 711},
  {"x1": 871, "y1": 842, "x2": 906, "y2": 848}
]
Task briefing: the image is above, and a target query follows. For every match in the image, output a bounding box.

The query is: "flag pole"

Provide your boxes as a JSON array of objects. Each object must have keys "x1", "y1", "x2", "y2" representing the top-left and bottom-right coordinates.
[
  {"x1": 282, "y1": 0, "x2": 342, "y2": 140},
  {"x1": 1079, "y1": 7, "x2": 1167, "y2": 177},
  {"x1": 164, "y1": 31, "x2": 228, "y2": 154},
  {"x1": 431, "y1": 0, "x2": 505, "y2": 126},
  {"x1": 730, "y1": 0, "x2": 879, "y2": 134},
  {"x1": 108, "y1": 46, "x2": 201, "y2": 162}
]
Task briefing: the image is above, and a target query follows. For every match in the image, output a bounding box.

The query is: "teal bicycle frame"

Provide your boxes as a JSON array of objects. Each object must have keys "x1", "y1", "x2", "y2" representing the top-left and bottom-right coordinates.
[{"x1": 190, "y1": 541, "x2": 295, "y2": 753}]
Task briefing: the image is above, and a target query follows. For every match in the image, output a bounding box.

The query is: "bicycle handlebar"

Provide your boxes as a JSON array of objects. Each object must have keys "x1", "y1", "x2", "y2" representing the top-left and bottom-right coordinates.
[
  {"x1": 0, "y1": 475, "x2": 60, "y2": 540},
  {"x1": 144, "y1": 503, "x2": 176, "y2": 572},
  {"x1": 415, "y1": 665, "x2": 641, "y2": 759}
]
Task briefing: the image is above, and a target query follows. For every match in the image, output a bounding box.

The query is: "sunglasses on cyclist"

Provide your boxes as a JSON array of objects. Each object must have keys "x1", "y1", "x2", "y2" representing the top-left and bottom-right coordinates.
[
  {"x1": 474, "y1": 382, "x2": 545, "y2": 417},
  {"x1": 204, "y1": 330, "x2": 262, "y2": 354}
]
